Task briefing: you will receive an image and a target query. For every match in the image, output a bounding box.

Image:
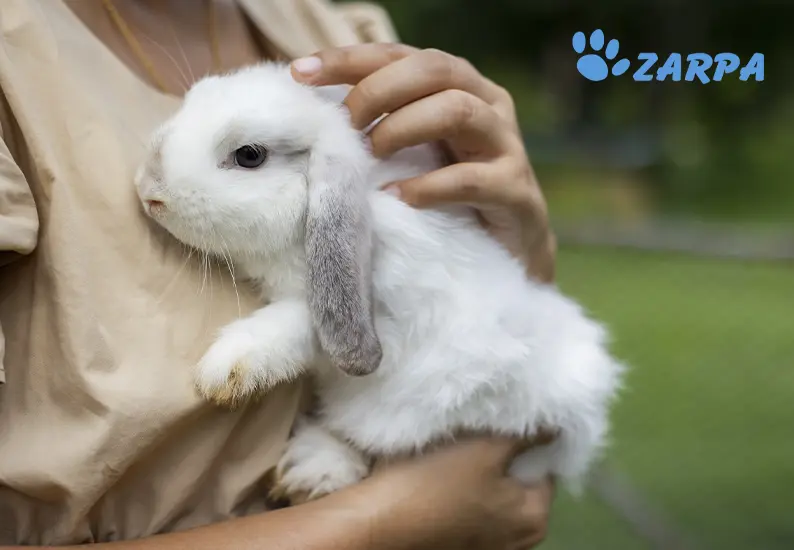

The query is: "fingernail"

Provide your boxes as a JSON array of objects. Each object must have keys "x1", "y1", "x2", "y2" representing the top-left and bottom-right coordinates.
[
  {"x1": 292, "y1": 56, "x2": 322, "y2": 77},
  {"x1": 383, "y1": 184, "x2": 402, "y2": 199}
]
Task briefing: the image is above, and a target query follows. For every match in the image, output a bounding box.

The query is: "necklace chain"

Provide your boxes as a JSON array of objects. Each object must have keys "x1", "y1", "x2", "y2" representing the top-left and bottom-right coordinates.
[{"x1": 100, "y1": 0, "x2": 221, "y2": 93}]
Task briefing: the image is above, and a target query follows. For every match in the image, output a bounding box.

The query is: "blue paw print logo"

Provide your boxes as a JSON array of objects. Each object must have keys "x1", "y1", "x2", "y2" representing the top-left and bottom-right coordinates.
[{"x1": 572, "y1": 29, "x2": 630, "y2": 81}]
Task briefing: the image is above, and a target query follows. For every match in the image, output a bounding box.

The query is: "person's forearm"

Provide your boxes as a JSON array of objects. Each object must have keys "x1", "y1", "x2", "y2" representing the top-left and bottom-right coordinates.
[{"x1": 0, "y1": 487, "x2": 402, "y2": 550}]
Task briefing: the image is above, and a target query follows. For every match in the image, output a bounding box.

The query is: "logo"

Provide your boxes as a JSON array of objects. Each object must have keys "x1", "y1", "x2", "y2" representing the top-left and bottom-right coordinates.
[
  {"x1": 572, "y1": 29, "x2": 764, "y2": 83},
  {"x1": 572, "y1": 29, "x2": 630, "y2": 82}
]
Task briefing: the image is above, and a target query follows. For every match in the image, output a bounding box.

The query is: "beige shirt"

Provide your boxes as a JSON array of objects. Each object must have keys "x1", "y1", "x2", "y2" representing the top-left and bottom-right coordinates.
[{"x1": 0, "y1": 0, "x2": 397, "y2": 544}]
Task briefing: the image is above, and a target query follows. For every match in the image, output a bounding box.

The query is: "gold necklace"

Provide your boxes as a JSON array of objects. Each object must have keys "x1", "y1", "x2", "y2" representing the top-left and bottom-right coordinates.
[{"x1": 100, "y1": 0, "x2": 221, "y2": 93}]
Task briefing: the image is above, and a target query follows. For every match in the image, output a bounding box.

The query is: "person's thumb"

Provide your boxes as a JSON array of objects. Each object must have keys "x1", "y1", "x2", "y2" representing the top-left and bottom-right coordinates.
[{"x1": 502, "y1": 428, "x2": 559, "y2": 465}]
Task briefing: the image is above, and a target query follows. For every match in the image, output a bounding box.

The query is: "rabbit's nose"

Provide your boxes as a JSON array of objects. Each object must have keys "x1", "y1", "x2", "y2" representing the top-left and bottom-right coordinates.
[{"x1": 145, "y1": 199, "x2": 167, "y2": 215}]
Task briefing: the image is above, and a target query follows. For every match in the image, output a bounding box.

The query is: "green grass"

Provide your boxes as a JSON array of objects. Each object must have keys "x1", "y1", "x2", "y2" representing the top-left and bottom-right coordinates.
[
  {"x1": 543, "y1": 489, "x2": 653, "y2": 550},
  {"x1": 542, "y1": 246, "x2": 794, "y2": 550}
]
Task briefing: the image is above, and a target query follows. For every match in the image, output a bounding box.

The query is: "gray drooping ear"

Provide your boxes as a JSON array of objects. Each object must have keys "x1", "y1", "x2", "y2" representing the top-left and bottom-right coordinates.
[{"x1": 304, "y1": 138, "x2": 382, "y2": 377}]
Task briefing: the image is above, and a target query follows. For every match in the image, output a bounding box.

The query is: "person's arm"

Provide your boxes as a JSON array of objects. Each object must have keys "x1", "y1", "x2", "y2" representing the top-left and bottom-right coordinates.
[
  {"x1": 1, "y1": 489, "x2": 391, "y2": 550},
  {"x1": 1, "y1": 436, "x2": 554, "y2": 550}
]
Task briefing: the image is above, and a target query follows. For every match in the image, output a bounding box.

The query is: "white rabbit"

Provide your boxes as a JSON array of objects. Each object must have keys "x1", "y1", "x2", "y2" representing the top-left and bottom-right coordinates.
[{"x1": 134, "y1": 62, "x2": 624, "y2": 502}]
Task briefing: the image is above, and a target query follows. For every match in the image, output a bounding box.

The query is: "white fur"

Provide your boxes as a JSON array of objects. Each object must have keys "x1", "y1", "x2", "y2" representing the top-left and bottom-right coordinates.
[
  {"x1": 274, "y1": 419, "x2": 370, "y2": 500},
  {"x1": 135, "y1": 63, "x2": 625, "y2": 495}
]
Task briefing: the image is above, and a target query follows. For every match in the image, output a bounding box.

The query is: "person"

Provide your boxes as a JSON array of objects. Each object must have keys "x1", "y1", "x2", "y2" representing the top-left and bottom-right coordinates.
[{"x1": 0, "y1": 0, "x2": 558, "y2": 548}]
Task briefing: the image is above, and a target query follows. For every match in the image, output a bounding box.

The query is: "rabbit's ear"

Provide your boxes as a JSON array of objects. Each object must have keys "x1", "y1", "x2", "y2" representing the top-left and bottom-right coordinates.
[{"x1": 304, "y1": 140, "x2": 382, "y2": 376}]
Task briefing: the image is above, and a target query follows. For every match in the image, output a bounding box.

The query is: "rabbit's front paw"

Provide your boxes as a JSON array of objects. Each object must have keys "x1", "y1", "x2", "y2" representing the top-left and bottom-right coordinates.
[
  {"x1": 195, "y1": 304, "x2": 314, "y2": 409},
  {"x1": 195, "y1": 331, "x2": 261, "y2": 409},
  {"x1": 268, "y1": 422, "x2": 369, "y2": 505}
]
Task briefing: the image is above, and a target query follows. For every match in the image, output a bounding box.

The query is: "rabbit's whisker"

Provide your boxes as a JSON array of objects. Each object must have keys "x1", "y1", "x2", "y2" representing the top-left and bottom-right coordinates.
[
  {"x1": 219, "y1": 237, "x2": 242, "y2": 318},
  {"x1": 167, "y1": 23, "x2": 195, "y2": 88},
  {"x1": 141, "y1": 32, "x2": 189, "y2": 93}
]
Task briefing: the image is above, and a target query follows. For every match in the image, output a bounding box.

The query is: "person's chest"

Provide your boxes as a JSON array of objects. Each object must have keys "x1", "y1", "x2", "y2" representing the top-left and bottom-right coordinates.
[{"x1": 64, "y1": 0, "x2": 271, "y2": 96}]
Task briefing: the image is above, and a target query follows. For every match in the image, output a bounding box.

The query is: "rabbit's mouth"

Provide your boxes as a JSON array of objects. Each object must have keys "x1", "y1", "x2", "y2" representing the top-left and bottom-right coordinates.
[{"x1": 145, "y1": 207, "x2": 237, "y2": 259}]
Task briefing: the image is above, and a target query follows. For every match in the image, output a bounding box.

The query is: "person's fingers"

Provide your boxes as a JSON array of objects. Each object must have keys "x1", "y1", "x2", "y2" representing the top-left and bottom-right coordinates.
[
  {"x1": 290, "y1": 46, "x2": 512, "y2": 130},
  {"x1": 518, "y1": 478, "x2": 555, "y2": 545},
  {"x1": 367, "y1": 90, "x2": 514, "y2": 158},
  {"x1": 386, "y1": 157, "x2": 529, "y2": 210},
  {"x1": 455, "y1": 430, "x2": 560, "y2": 473},
  {"x1": 462, "y1": 436, "x2": 527, "y2": 472},
  {"x1": 290, "y1": 43, "x2": 418, "y2": 86},
  {"x1": 500, "y1": 430, "x2": 560, "y2": 470},
  {"x1": 530, "y1": 428, "x2": 560, "y2": 448},
  {"x1": 386, "y1": 162, "x2": 502, "y2": 208},
  {"x1": 342, "y1": 49, "x2": 504, "y2": 130}
]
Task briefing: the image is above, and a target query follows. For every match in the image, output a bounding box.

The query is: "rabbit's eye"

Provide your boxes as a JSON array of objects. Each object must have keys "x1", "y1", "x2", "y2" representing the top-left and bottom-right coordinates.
[{"x1": 234, "y1": 145, "x2": 267, "y2": 168}]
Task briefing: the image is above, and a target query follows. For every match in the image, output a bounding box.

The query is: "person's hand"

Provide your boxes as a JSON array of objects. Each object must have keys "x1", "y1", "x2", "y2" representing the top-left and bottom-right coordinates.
[
  {"x1": 291, "y1": 44, "x2": 556, "y2": 283},
  {"x1": 320, "y1": 434, "x2": 557, "y2": 550}
]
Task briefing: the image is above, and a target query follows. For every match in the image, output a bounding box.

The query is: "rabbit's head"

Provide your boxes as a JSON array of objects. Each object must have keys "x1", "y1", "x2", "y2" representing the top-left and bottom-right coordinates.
[{"x1": 135, "y1": 63, "x2": 381, "y2": 376}]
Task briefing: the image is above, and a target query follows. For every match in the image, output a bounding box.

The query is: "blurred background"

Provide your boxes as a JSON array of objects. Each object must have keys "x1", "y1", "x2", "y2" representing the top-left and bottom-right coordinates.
[{"x1": 349, "y1": 1, "x2": 794, "y2": 549}]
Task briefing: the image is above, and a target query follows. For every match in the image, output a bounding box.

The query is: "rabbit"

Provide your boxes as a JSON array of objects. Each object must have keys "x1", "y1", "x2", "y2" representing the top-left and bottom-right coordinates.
[{"x1": 134, "y1": 62, "x2": 625, "y2": 503}]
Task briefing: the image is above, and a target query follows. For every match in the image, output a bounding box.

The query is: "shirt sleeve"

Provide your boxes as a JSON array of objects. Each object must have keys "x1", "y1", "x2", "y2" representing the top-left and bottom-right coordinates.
[
  {"x1": 0, "y1": 109, "x2": 38, "y2": 384},
  {"x1": 332, "y1": 2, "x2": 400, "y2": 43}
]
